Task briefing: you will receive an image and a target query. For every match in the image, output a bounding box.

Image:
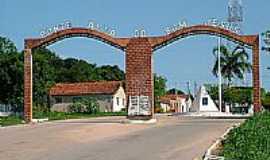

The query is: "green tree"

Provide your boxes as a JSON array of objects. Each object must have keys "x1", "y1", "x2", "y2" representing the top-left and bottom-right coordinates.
[
  {"x1": 58, "y1": 58, "x2": 96, "y2": 82},
  {"x1": 212, "y1": 45, "x2": 252, "y2": 85},
  {"x1": 32, "y1": 48, "x2": 61, "y2": 107},
  {"x1": 0, "y1": 37, "x2": 23, "y2": 111},
  {"x1": 154, "y1": 74, "x2": 167, "y2": 110},
  {"x1": 95, "y1": 65, "x2": 125, "y2": 81},
  {"x1": 167, "y1": 88, "x2": 185, "y2": 95},
  {"x1": 0, "y1": 37, "x2": 17, "y2": 54}
]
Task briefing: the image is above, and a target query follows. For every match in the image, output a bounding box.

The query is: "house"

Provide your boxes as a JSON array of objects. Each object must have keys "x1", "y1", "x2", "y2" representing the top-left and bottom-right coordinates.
[
  {"x1": 159, "y1": 94, "x2": 192, "y2": 113},
  {"x1": 49, "y1": 81, "x2": 126, "y2": 112},
  {"x1": 190, "y1": 85, "x2": 219, "y2": 112}
]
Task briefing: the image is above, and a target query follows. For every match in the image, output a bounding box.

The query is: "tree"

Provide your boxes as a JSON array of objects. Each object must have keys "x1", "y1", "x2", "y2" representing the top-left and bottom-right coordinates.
[
  {"x1": 58, "y1": 58, "x2": 96, "y2": 82},
  {"x1": 95, "y1": 65, "x2": 125, "y2": 81},
  {"x1": 154, "y1": 74, "x2": 167, "y2": 109},
  {"x1": 32, "y1": 48, "x2": 62, "y2": 107},
  {"x1": 0, "y1": 37, "x2": 17, "y2": 55},
  {"x1": 212, "y1": 45, "x2": 252, "y2": 85},
  {"x1": 0, "y1": 37, "x2": 23, "y2": 111},
  {"x1": 167, "y1": 88, "x2": 185, "y2": 95}
]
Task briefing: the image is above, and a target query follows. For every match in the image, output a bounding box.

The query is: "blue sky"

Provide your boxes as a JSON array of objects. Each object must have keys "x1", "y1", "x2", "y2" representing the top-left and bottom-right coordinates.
[{"x1": 1, "y1": 0, "x2": 270, "y2": 92}]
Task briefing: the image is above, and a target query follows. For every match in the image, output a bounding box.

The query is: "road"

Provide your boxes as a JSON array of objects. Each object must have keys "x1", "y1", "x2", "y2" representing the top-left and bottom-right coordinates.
[{"x1": 0, "y1": 116, "x2": 242, "y2": 160}]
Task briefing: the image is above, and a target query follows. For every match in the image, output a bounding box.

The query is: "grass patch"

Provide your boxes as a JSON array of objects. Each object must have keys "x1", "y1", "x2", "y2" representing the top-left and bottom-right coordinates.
[
  {"x1": 221, "y1": 111, "x2": 270, "y2": 160},
  {"x1": 33, "y1": 111, "x2": 127, "y2": 121},
  {"x1": 0, "y1": 112, "x2": 127, "y2": 127},
  {"x1": 0, "y1": 116, "x2": 24, "y2": 127}
]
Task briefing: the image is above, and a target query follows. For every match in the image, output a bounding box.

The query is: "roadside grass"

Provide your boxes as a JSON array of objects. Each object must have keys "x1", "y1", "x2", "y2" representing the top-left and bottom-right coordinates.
[
  {"x1": 221, "y1": 111, "x2": 270, "y2": 160},
  {"x1": 0, "y1": 112, "x2": 127, "y2": 127},
  {"x1": 0, "y1": 116, "x2": 24, "y2": 127},
  {"x1": 33, "y1": 111, "x2": 127, "y2": 121}
]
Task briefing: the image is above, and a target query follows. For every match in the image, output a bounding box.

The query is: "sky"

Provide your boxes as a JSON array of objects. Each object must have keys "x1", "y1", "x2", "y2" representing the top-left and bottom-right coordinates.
[{"x1": 1, "y1": 0, "x2": 270, "y2": 93}]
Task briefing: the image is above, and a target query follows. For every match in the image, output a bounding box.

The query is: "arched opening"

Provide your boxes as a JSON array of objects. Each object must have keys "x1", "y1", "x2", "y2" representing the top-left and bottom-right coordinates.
[
  {"x1": 150, "y1": 25, "x2": 260, "y2": 116},
  {"x1": 24, "y1": 28, "x2": 127, "y2": 122},
  {"x1": 153, "y1": 35, "x2": 253, "y2": 114}
]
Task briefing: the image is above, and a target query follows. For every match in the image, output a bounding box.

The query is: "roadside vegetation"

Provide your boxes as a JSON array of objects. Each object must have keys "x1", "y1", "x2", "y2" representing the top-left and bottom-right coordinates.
[
  {"x1": 33, "y1": 111, "x2": 127, "y2": 121},
  {"x1": 221, "y1": 111, "x2": 270, "y2": 160},
  {"x1": 0, "y1": 116, "x2": 24, "y2": 127}
]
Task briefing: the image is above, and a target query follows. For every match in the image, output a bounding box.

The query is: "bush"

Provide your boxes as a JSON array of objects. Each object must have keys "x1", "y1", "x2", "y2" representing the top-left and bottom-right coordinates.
[
  {"x1": 69, "y1": 102, "x2": 85, "y2": 113},
  {"x1": 222, "y1": 112, "x2": 270, "y2": 160},
  {"x1": 68, "y1": 97, "x2": 100, "y2": 114}
]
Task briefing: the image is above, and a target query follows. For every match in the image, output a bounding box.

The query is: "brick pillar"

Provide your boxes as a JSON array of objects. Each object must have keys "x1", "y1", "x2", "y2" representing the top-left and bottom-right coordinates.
[
  {"x1": 126, "y1": 38, "x2": 154, "y2": 120},
  {"x1": 24, "y1": 49, "x2": 33, "y2": 122},
  {"x1": 252, "y1": 36, "x2": 261, "y2": 113}
]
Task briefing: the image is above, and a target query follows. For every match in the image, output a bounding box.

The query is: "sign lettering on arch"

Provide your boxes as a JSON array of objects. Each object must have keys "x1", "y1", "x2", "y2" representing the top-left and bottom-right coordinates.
[
  {"x1": 164, "y1": 18, "x2": 241, "y2": 35},
  {"x1": 87, "y1": 20, "x2": 116, "y2": 37},
  {"x1": 39, "y1": 20, "x2": 116, "y2": 38},
  {"x1": 40, "y1": 21, "x2": 72, "y2": 38}
]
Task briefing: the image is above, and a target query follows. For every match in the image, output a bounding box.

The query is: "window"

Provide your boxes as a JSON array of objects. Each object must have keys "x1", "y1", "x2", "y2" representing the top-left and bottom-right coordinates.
[
  {"x1": 122, "y1": 98, "x2": 125, "y2": 106},
  {"x1": 55, "y1": 97, "x2": 62, "y2": 104},
  {"x1": 202, "y1": 97, "x2": 208, "y2": 106},
  {"x1": 116, "y1": 97, "x2": 119, "y2": 106},
  {"x1": 72, "y1": 97, "x2": 82, "y2": 103}
]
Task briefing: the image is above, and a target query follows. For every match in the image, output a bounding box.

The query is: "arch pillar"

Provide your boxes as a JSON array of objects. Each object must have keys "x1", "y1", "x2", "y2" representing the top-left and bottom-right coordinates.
[
  {"x1": 126, "y1": 38, "x2": 154, "y2": 120},
  {"x1": 24, "y1": 49, "x2": 33, "y2": 122},
  {"x1": 252, "y1": 36, "x2": 261, "y2": 112}
]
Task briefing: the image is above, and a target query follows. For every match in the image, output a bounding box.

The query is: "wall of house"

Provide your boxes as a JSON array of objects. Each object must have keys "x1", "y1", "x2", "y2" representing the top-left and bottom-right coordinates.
[
  {"x1": 50, "y1": 95, "x2": 113, "y2": 112},
  {"x1": 160, "y1": 103, "x2": 170, "y2": 112},
  {"x1": 112, "y1": 86, "x2": 126, "y2": 112}
]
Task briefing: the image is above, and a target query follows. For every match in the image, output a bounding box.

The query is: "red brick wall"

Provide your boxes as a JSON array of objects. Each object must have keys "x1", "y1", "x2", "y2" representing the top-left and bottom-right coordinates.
[
  {"x1": 125, "y1": 38, "x2": 154, "y2": 119},
  {"x1": 252, "y1": 36, "x2": 261, "y2": 112},
  {"x1": 24, "y1": 49, "x2": 32, "y2": 122}
]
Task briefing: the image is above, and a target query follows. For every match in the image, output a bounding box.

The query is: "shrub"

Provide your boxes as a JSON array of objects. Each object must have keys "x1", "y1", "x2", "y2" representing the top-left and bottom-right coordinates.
[
  {"x1": 222, "y1": 111, "x2": 270, "y2": 160},
  {"x1": 68, "y1": 97, "x2": 100, "y2": 114},
  {"x1": 83, "y1": 98, "x2": 99, "y2": 114},
  {"x1": 68, "y1": 102, "x2": 85, "y2": 113}
]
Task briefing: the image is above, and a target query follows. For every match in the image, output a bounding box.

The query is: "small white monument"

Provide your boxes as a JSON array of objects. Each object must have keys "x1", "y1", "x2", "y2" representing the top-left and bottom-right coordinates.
[{"x1": 191, "y1": 85, "x2": 219, "y2": 112}]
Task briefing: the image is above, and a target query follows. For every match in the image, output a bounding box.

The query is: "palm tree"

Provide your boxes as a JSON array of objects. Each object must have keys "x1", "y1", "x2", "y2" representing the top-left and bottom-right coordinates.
[{"x1": 212, "y1": 45, "x2": 252, "y2": 86}]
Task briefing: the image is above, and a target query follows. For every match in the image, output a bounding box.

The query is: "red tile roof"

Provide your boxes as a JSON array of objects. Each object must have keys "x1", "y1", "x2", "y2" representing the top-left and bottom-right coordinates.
[{"x1": 49, "y1": 81, "x2": 123, "y2": 96}]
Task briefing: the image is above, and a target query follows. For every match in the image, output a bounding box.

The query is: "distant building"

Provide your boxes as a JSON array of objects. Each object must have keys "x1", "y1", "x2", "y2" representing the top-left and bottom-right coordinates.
[
  {"x1": 49, "y1": 81, "x2": 126, "y2": 112},
  {"x1": 159, "y1": 94, "x2": 192, "y2": 113},
  {"x1": 190, "y1": 85, "x2": 219, "y2": 112}
]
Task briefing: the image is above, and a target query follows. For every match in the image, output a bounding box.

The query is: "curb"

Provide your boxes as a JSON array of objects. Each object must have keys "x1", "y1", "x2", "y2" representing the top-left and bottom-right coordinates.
[
  {"x1": 203, "y1": 123, "x2": 241, "y2": 160},
  {"x1": 124, "y1": 118, "x2": 157, "y2": 124}
]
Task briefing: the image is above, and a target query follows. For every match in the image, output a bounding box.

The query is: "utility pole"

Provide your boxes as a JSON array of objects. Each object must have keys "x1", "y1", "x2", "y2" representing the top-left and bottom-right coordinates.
[
  {"x1": 187, "y1": 81, "x2": 191, "y2": 96},
  {"x1": 218, "y1": 36, "x2": 222, "y2": 112},
  {"x1": 193, "y1": 81, "x2": 197, "y2": 97}
]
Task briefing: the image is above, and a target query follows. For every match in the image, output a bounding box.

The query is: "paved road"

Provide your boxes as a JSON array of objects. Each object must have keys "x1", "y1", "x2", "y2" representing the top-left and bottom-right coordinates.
[{"x1": 0, "y1": 116, "x2": 243, "y2": 160}]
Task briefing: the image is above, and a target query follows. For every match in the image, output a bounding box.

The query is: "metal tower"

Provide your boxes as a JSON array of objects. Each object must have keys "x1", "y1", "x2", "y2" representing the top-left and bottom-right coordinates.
[
  {"x1": 228, "y1": 0, "x2": 246, "y2": 86},
  {"x1": 228, "y1": 0, "x2": 243, "y2": 34}
]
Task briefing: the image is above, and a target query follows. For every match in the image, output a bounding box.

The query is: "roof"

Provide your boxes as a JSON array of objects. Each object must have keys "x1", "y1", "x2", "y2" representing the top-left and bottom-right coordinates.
[{"x1": 49, "y1": 81, "x2": 123, "y2": 96}]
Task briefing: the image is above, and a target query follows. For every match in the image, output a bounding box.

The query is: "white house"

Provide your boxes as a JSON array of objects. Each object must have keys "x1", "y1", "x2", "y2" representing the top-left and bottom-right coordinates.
[
  {"x1": 49, "y1": 81, "x2": 126, "y2": 112},
  {"x1": 190, "y1": 85, "x2": 219, "y2": 112}
]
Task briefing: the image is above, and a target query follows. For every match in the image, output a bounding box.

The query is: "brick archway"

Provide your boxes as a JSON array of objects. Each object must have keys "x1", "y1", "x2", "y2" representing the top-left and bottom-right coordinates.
[
  {"x1": 24, "y1": 25, "x2": 261, "y2": 122},
  {"x1": 23, "y1": 28, "x2": 130, "y2": 122}
]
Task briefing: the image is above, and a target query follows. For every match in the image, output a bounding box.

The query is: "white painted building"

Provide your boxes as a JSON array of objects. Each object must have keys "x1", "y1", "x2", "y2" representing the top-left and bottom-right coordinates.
[
  {"x1": 190, "y1": 85, "x2": 219, "y2": 112},
  {"x1": 49, "y1": 81, "x2": 126, "y2": 112}
]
